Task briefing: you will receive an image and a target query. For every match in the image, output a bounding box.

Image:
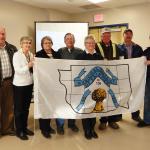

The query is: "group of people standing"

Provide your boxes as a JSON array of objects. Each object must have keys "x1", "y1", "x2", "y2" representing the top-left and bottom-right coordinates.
[
  {"x1": 0, "y1": 27, "x2": 34, "y2": 140},
  {"x1": 0, "y1": 26, "x2": 150, "y2": 141}
]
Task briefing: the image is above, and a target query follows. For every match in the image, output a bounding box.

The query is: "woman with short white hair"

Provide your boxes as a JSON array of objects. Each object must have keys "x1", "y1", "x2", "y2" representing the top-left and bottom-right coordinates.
[
  {"x1": 77, "y1": 35, "x2": 102, "y2": 140},
  {"x1": 13, "y1": 36, "x2": 34, "y2": 140}
]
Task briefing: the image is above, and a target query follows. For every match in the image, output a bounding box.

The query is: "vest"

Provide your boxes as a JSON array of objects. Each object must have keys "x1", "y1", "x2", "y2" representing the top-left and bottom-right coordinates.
[{"x1": 97, "y1": 43, "x2": 116, "y2": 58}]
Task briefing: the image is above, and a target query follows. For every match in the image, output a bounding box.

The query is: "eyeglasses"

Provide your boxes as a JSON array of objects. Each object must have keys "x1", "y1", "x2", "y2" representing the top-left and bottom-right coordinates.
[
  {"x1": 43, "y1": 42, "x2": 52, "y2": 45},
  {"x1": 22, "y1": 42, "x2": 32, "y2": 44},
  {"x1": 85, "y1": 42, "x2": 95, "y2": 45}
]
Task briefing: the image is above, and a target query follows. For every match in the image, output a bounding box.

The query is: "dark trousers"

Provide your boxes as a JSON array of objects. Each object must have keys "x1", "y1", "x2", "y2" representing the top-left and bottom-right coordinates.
[
  {"x1": 131, "y1": 110, "x2": 140, "y2": 119},
  {"x1": 68, "y1": 119, "x2": 75, "y2": 127},
  {"x1": 13, "y1": 84, "x2": 33, "y2": 133},
  {"x1": 39, "y1": 119, "x2": 51, "y2": 132},
  {"x1": 56, "y1": 119, "x2": 76, "y2": 128},
  {"x1": 82, "y1": 118, "x2": 96, "y2": 133},
  {"x1": 144, "y1": 77, "x2": 150, "y2": 124},
  {"x1": 0, "y1": 79, "x2": 14, "y2": 134},
  {"x1": 100, "y1": 114, "x2": 122, "y2": 123}
]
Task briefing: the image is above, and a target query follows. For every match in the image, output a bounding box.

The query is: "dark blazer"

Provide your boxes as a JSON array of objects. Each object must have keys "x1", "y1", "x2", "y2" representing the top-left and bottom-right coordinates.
[
  {"x1": 144, "y1": 47, "x2": 150, "y2": 78},
  {"x1": 36, "y1": 49, "x2": 59, "y2": 59},
  {"x1": 0, "y1": 41, "x2": 17, "y2": 85},
  {"x1": 118, "y1": 43, "x2": 143, "y2": 59},
  {"x1": 77, "y1": 51, "x2": 102, "y2": 60}
]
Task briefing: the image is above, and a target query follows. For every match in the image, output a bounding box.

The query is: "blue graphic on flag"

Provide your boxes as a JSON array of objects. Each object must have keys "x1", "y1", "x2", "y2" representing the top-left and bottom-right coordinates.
[{"x1": 58, "y1": 64, "x2": 131, "y2": 114}]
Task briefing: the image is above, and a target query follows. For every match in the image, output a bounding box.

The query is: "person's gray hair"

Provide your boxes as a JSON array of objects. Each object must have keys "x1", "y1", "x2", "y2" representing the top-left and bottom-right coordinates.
[
  {"x1": 20, "y1": 36, "x2": 32, "y2": 44},
  {"x1": 64, "y1": 33, "x2": 75, "y2": 42},
  {"x1": 41, "y1": 36, "x2": 53, "y2": 49},
  {"x1": 84, "y1": 35, "x2": 95, "y2": 44}
]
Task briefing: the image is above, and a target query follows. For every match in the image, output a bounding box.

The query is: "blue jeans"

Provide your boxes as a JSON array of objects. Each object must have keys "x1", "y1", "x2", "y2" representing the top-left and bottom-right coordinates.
[
  {"x1": 56, "y1": 119, "x2": 64, "y2": 128},
  {"x1": 56, "y1": 119, "x2": 76, "y2": 128},
  {"x1": 144, "y1": 77, "x2": 150, "y2": 124}
]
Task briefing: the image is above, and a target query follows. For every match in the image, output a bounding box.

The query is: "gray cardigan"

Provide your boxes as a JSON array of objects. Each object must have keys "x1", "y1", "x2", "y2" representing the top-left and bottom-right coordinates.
[{"x1": 57, "y1": 47, "x2": 83, "y2": 59}]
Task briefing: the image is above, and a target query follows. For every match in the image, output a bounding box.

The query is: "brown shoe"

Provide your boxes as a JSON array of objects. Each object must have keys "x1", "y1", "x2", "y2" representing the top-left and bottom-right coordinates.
[
  {"x1": 68, "y1": 125, "x2": 79, "y2": 132},
  {"x1": 2, "y1": 130, "x2": 16, "y2": 136},
  {"x1": 108, "y1": 122, "x2": 119, "y2": 129},
  {"x1": 98, "y1": 123, "x2": 107, "y2": 130}
]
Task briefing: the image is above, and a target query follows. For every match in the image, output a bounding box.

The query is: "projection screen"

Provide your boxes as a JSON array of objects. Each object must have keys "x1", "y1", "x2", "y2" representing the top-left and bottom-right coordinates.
[{"x1": 35, "y1": 22, "x2": 88, "y2": 52}]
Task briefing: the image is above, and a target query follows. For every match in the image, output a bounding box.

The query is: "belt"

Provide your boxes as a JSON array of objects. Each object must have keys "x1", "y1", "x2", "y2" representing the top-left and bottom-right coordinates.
[{"x1": 3, "y1": 77, "x2": 12, "y2": 81}]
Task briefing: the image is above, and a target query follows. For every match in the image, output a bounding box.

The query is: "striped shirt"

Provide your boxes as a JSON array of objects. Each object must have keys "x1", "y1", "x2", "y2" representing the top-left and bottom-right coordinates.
[{"x1": 125, "y1": 44, "x2": 132, "y2": 58}]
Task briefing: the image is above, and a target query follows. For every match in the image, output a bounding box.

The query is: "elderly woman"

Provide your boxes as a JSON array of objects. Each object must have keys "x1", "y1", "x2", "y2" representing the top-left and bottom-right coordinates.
[
  {"x1": 13, "y1": 36, "x2": 34, "y2": 140},
  {"x1": 77, "y1": 35, "x2": 102, "y2": 140},
  {"x1": 36, "y1": 36, "x2": 59, "y2": 138}
]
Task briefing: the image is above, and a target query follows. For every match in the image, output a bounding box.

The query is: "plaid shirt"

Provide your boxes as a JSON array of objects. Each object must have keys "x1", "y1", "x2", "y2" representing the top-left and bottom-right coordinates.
[{"x1": 0, "y1": 46, "x2": 12, "y2": 79}]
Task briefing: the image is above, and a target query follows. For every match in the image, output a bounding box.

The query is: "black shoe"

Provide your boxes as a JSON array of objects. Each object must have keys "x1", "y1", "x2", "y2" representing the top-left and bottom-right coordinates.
[
  {"x1": 132, "y1": 116, "x2": 143, "y2": 122},
  {"x1": 68, "y1": 125, "x2": 79, "y2": 132},
  {"x1": 137, "y1": 121, "x2": 150, "y2": 127},
  {"x1": 57, "y1": 127, "x2": 64, "y2": 135},
  {"x1": 24, "y1": 129, "x2": 34, "y2": 136},
  {"x1": 16, "y1": 132, "x2": 28, "y2": 140},
  {"x1": 41, "y1": 131, "x2": 51, "y2": 138},
  {"x1": 91, "y1": 130, "x2": 98, "y2": 139},
  {"x1": 84, "y1": 131, "x2": 92, "y2": 140},
  {"x1": 50, "y1": 127, "x2": 56, "y2": 134}
]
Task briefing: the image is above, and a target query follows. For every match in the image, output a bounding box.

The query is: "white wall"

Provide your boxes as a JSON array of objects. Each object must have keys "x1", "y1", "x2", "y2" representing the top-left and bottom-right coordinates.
[
  {"x1": 48, "y1": 9, "x2": 71, "y2": 21},
  {"x1": 1, "y1": 1, "x2": 150, "y2": 50},
  {"x1": 0, "y1": 0, "x2": 71, "y2": 50},
  {"x1": 71, "y1": 3, "x2": 150, "y2": 49}
]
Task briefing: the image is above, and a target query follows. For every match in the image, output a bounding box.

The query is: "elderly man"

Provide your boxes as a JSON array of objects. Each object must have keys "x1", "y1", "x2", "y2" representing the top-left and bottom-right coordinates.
[
  {"x1": 57, "y1": 33, "x2": 83, "y2": 135},
  {"x1": 95, "y1": 28, "x2": 122, "y2": 130},
  {"x1": 0, "y1": 26, "x2": 17, "y2": 136}
]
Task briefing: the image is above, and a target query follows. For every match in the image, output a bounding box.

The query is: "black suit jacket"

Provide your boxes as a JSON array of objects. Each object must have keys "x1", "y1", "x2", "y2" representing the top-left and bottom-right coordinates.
[
  {"x1": 36, "y1": 49, "x2": 60, "y2": 59},
  {"x1": 144, "y1": 47, "x2": 150, "y2": 78}
]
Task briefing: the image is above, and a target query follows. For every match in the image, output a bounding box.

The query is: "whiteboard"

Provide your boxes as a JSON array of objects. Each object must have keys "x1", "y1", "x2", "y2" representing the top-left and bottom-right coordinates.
[{"x1": 35, "y1": 22, "x2": 88, "y2": 52}]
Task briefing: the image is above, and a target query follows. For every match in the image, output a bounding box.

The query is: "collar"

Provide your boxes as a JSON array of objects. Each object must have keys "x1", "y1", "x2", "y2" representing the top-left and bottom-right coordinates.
[
  {"x1": 124, "y1": 42, "x2": 135, "y2": 47},
  {"x1": 0, "y1": 44, "x2": 6, "y2": 50},
  {"x1": 67, "y1": 47, "x2": 74, "y2": 53},
  {"x1": 85, "y1": 49, "x2": 96, "y2": 54},
  {"x1": 68, "y1": 48, "x2": 71, "y2": 53},
  {"x1": 101, "y1": 41, "x2": 112, "y2": 47},
  {"x1": 19, "y1": 48, "x2": 31, "y2": 55}
]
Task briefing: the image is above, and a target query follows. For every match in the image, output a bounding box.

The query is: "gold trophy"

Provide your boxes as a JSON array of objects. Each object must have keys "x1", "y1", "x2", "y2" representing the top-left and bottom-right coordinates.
[{"x1": 92, "y1": 88, "x2": 106, "y2": 112}]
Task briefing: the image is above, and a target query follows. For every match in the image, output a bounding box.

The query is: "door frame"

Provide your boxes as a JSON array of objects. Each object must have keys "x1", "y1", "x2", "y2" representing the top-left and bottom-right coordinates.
[{"x1": 89, "y1": 23, "x2": 128, "y2": 29}]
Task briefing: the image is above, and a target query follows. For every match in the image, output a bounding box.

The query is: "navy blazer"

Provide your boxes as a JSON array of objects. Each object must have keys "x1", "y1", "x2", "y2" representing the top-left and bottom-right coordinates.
[
  {"x1": 118, "y1": 43, "x2": 143, "y2": 59},
  {"x1": 144, "y1": 47, "x2": 150, "y2": 78}
]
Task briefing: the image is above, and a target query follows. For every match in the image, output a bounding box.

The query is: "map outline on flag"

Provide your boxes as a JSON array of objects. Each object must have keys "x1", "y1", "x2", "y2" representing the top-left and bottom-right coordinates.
[{"x1": 58, "y1": 64, "x2": 132, "y2": 114}]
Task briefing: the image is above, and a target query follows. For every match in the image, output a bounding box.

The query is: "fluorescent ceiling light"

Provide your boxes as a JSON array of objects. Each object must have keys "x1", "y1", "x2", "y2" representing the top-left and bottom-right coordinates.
[{"x1": 88, "y1": 0, "x2": 109, "y2": 4}]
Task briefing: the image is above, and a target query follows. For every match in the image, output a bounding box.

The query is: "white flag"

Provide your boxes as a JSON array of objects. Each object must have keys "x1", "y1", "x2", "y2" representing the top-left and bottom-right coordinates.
[{"x1": 34, "y1": 57, "x2": 146, "y2": 119}]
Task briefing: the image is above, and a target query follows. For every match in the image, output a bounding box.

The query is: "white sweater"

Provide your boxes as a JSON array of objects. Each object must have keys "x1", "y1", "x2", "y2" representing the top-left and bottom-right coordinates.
[{"x1": 13, "y1": 49, "x2": 33, "y2": 86}]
